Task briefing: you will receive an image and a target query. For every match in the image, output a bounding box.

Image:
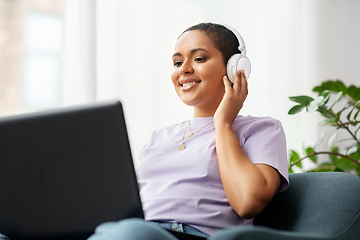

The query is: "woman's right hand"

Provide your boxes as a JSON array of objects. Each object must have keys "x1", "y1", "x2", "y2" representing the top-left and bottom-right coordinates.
[{"x1": 213, "y1": 69, "x2": 248, "y2": 127}]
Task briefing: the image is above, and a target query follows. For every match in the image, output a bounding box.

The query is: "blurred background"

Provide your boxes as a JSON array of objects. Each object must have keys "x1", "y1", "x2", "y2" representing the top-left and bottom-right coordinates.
[{"x1": 0, "y1": 0, "x2": 359, "y2": 163}]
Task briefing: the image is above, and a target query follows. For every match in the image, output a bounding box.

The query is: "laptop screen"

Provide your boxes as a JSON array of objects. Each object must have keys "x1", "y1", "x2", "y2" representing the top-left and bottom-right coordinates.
[{"x1": 0, "y1": 101, "x2": 143, "y2": 239}]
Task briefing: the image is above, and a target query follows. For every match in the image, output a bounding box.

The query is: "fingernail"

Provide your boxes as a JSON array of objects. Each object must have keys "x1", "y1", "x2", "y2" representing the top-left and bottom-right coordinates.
[{"x1": 236, "y1": 70, "x2": 243, "y2": 75}]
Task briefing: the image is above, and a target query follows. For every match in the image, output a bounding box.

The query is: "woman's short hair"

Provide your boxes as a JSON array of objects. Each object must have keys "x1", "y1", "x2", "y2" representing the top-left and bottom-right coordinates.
[{"x1": 180, "y1": 22, "x2": 240, "y2": 65}]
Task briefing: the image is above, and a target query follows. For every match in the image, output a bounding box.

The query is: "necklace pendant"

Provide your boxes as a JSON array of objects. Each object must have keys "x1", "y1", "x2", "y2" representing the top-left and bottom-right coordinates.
[
  {"x1": 188, "y1": 133, "x2": 193, "y2": 138},
  {"x1": 178, "y1": 143, "x2": 186, "y2": 151}
]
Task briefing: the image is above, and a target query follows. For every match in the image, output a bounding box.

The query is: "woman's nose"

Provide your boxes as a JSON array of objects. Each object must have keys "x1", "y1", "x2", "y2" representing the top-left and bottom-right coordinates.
[{"x1": 179, "y1": 62, "x2": 194, "y2": 75}]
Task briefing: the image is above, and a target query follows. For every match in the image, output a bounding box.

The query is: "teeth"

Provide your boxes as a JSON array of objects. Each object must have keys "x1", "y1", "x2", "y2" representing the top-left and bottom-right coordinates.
[{"x1": 182, "y1": 82, "x2": 198, "y2": 87}]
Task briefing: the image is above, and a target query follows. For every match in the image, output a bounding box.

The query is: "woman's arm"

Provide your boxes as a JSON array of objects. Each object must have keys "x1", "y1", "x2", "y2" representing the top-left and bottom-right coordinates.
[{"x1": 214, "y1": 70, "x2": 281, "y2": 219}]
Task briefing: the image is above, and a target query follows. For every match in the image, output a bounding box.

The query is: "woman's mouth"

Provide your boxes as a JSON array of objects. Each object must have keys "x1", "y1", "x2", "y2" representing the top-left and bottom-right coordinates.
[{"x1": 181, "y1": 81, "x2": 201, "y2": 90}]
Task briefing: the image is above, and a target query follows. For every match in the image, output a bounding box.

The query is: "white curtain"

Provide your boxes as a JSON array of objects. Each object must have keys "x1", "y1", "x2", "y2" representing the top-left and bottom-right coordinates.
[
  {"x1": 62, "y1": 0, "x2": 360, "y2": 163},
  {"x1": 62, "y1": 0, "x2": 97, "y2": 104}
]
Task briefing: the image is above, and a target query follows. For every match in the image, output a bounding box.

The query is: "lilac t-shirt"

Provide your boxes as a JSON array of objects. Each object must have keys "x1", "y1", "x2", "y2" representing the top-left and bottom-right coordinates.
[{"x1": 136, "y1": 115, "x2": 289, "y2": 235}]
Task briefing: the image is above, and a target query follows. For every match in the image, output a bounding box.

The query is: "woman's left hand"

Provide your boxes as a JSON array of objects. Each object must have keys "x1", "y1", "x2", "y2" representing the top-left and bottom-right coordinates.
[{"x1": 214, "y1": 70, "x2": 248, "y2": 126}]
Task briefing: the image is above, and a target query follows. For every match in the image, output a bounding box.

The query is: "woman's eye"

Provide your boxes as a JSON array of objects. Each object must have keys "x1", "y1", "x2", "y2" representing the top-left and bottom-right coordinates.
[
  {"x1": 195, "y1": 57, "x2": 206, "y2": 62},
  {"x1": 174, "y1": 61, "x2": 182, "y2": 67}
]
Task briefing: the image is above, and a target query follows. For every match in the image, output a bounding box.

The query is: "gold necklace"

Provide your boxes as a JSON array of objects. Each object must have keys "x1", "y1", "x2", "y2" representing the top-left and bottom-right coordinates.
[{"x1": 178, "y1": 120, "x2": 214, "y2": 151}]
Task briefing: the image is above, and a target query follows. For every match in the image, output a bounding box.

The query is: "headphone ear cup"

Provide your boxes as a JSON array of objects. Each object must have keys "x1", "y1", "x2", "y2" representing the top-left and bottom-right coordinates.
[{"x1": 226, "y1": 54, "x2": 251, "y2": 83}]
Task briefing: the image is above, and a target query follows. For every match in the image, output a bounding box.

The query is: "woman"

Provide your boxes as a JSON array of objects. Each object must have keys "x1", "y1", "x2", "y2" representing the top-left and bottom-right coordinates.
[{"x1": 88, "y1": 22, "x2": 289, "y2": 240}]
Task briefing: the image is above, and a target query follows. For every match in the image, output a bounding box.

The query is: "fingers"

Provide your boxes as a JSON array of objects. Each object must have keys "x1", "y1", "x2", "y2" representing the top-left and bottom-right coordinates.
[
  {"x1": 223, "y1": 76, "x2": 232, "y2": 92},
  {"x1": 234, "y1": 70, "x2": 242, "y2": 87},
  {"x1": 224, "y1": 71, "x2": 248, "y2": 99},
  {"x1": 233, "y1": 70, "x2": 247, "y2": 91}
]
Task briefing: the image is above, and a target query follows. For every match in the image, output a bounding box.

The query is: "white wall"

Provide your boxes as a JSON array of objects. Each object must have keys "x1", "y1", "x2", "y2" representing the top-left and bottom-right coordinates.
[{"x1": 62, "y1": 0, "x2": 360, "y2": 162}]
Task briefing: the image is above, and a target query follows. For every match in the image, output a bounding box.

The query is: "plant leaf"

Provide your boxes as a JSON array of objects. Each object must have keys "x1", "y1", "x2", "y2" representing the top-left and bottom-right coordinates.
[
  {"x1": 318, "y1": 118, "x2": 337, "y2": 126},
  {"x1": 307, "y1": 96, "x2": 324, "y2": 112},
  {"x1": 313, "y1": 86, "x2": 323, "y2": 93},
  {"x1": 356, "y1": 147, "x2": 360, "y2": 160},
  {"x1": 354, "y1": 109, "x2": 360, "y2": 120},
  {"x1": 355, "y1": 88, "x2": 360, "y2": 101},
  {"x1": 314, "y1": 132, "x2": 326, "y2": 149},
  {"x1": 335, "y1": 111, "x2": 342, "y2": 124},
  {"x1": 328, "y1": 132, "x2": 338, "y2": 149},
  {"x1": 305, "y1": 147, "x2": 317, "y2": 163},
  {"x1": 289, "y1": 150, "x2": 301, "y2": 168},
  {"x1": 328, "y1": 91, "x2": 343, "y2": 109},
  {"x1": 330, "y1": 147, "x2": 339, "y2": 164},
  {"x1": 317, "y1": 107, "x2": 334, "y2": 118},
  {"x1": 334, "y1": 80, "x2": 347, "y2": 93},
  {"x1": 346, "y1": 146, "x2": 359, "y2": 156},
  {"x1": 334, "y1": 157, "x2": 358, "y2": 170},
  {"x1": 347, "y1": 85, "x2": 360, "y2": 101},
  {"x1": 348, "y1": 100, "x2": 360, "y2": 120},
  {"x1": 320, "y1": 90, "x2": 331, "y2": 105},
  {"x1": 288, "y1": 105, "x2": 304, "y2": 115},
  {"x1": 322, "y1": 81, "x2": 336, "y2": 92},
  {"x1": 289, "y1": 96, "x2": 314, "y2": 106}
]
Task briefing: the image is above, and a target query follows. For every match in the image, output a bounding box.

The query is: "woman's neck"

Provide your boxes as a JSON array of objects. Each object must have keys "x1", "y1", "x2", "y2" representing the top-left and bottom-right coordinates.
[{"x1": 193, "y1": 107, "x2": 216, "y2": 118}]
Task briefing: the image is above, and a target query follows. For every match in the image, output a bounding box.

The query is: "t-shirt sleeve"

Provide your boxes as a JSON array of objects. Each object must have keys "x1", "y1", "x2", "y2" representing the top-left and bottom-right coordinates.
[{"x1": 239, "y1": 117, "x2": 289, "y2": 192}]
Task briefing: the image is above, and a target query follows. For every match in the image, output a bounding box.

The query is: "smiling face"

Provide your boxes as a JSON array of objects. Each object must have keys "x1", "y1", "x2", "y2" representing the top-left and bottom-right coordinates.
[{"x1": 171, "y1": 30, "x2": 227, "y2": 117}]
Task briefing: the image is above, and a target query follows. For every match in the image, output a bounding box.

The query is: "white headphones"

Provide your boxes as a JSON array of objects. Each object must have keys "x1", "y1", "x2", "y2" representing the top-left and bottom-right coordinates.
[{"x1": 221, "y1": 24, "x2": 251, "y2": 82}]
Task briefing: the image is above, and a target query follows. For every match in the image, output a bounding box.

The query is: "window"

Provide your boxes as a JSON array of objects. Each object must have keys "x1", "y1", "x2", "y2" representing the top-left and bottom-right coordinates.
[
  {"x1": 22, "y1": 13, "x2": 62, "y2": 108},
  {"x1": 0, "y1": 0, "x2": 63, "y2": 117}
]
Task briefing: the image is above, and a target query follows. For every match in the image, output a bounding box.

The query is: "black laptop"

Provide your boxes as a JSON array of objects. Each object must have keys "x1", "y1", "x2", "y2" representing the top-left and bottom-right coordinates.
[
  {"x1": 0, "y1": 101, "x2": 206, "y2": 240},
  {"x1": 0, "y1": 101, "x2": 143, "y2": 239}
]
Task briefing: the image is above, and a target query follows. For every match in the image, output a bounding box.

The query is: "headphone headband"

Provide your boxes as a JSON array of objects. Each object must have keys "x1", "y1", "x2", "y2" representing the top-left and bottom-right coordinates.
[
  {"x1": 216, "y1": 23, "x2": 251, "y2": 81},
  {"x1": 220, "y1": 23, "x2": 247, "y2": 55}
]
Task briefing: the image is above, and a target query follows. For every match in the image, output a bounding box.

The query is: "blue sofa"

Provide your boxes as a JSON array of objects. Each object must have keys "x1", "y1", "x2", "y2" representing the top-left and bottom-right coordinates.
[
  {"x1": 210, "y1": 172, "x2": 360, "y2": 240},
  {"x1": 1, "y1": 172, "x2": 359, "y2": 239}
]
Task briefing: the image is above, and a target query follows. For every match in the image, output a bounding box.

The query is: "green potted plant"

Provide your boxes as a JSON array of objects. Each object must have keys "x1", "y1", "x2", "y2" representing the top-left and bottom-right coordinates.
[{"x1": 288, "y1": 80, "x2": 360, "y2": 176}]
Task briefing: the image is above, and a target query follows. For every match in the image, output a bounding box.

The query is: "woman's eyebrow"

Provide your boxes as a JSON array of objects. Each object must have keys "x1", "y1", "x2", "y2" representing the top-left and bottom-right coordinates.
[
  {"x1": 172, "y1": 52, "x2": 182, "y2": 58},
  {"x1": 190, "y1": 48, "x2": 210, "y2": 54},
  {"x1": 172, "y1": 48, "x2": 210, "y2": 59}
]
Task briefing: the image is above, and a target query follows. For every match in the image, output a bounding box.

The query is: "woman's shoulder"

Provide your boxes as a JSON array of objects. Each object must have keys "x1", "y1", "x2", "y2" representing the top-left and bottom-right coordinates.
[
  {"x1": 233, "y1": 115, "x2": 285, "y2": 140},
  {"x1": 234, "y1": 115, "x2": 283, "y2": 128}
]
